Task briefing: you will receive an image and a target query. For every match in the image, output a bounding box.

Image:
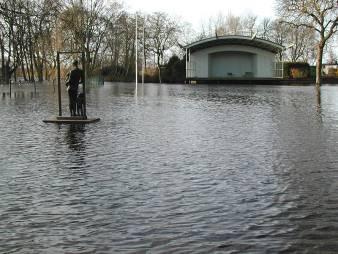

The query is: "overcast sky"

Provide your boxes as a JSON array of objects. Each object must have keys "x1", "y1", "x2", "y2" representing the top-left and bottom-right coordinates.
[{"x1": 123, "y1": 0, "x2": 276, "y2": 29}]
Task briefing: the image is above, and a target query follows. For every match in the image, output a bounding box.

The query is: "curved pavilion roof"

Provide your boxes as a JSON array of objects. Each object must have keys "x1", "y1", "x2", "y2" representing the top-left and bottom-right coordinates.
[{"x1": 184, "y1": 35, "x2": 284, "y2": 54}]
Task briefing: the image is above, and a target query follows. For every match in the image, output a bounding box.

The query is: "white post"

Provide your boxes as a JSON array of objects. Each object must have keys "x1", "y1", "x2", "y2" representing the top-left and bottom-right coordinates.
[
  {"x1": 185, "y1": 48, "x2": 188, "y2": 80},
  {"x1": 189, "y1": 49, "x2": 191, "y2": 79},
  {"x1": 281, "y1": 54, "x2": 284, "y2": 78},
  {"x1": 135, "y1": 13, "x2": 138, "y2": 90},
  {"x1": 142, "y1": 16, "x2": 145, "y2": 85}
]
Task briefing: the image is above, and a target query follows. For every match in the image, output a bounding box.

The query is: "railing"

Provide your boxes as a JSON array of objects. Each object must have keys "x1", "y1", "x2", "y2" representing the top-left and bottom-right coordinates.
[
  {"x1": 201, "y1": 30, "x2": 278, "y2": 43},
  {"x1": 186, "y1": 61, "x2": 196, "y2": 78},
  {"x1": 274, "y1": 62, "x2": 284, "y2": 78},
  {"x1": 187, "y1": 59, "x2": 284, "y2": 79}
]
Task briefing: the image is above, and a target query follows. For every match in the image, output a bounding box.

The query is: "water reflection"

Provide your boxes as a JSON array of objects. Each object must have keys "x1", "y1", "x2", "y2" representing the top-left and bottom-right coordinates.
[
  {"x1": 65, "y1": 124, "x2": 86, "y2": 152},
  {"x1": 316, "y1": 85, "x2": 322, "y2": 109},
  {"x1": 1, "y1": 90, "x2": 39, "y2": 100},
  {"x1": 2, "y1": 82, "x2": 338, "y2": 253},
  {"x1": 63, "y1": 124, "x2": 88, "y2": 170}
]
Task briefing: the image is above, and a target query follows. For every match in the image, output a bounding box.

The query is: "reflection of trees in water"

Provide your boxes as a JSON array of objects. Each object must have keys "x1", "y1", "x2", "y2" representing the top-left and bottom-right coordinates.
[
  {"x1": 1, "y1": 92, "x2": 39, "y2": 102},
  {"x1": 315, "y1": 86, "x2": 323, "y2": 123},
  {"x1": 316, "y1": 86, "x2": 321, "y2": 109}
]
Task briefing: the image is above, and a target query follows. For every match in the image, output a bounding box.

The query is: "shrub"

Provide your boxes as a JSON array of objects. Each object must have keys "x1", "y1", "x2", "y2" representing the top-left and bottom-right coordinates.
[
  {"x1": 283, "y1": 62, "x2": 310, "y2": 78},
  {"x1": 162, "y1": 55, "x2": 186, "y2": 83},
  {"x1": 309, "y1": 66, "x2": 316, "y2": 78},
  {"x1": 327, "y1": 68, "x2": 338, "y2": 77}
]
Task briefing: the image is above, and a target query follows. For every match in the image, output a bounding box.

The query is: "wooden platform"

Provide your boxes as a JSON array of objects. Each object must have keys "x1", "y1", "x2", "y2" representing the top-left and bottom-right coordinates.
[{"x1": 43, "y1": 116, "x2": 100, "y2": 124}]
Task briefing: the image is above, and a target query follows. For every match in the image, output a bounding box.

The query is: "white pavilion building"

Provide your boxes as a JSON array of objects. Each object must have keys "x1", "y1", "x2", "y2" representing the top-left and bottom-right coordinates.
[{"x1": 185, "y1": 35, "x2": 284, "y2": 83}]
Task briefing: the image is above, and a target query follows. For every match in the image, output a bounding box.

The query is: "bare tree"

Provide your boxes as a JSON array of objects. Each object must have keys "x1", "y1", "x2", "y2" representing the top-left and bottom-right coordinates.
[
  {"x1": 258, "y1": 17, "x2": 273, "y2": 40},
  {"x1": 0, "y1": 0, "x2": 186, "y2": 83},
  {"x1": 268, "y1": 20, "x2": 291, "y2": 60},
  {"x1": 60, "y1": 0, "x2": 108, "y2": 73},
  {"x1": 0, "y1": 0, "x2": 20, "y2": 82},
  {"x1": 242, "y1": 14, "x2": 258, "y2": 36},
  {"x1": 0, "y1": 0, "x2": 60, "y2": 82},
  {"x1": 287, "y1": 26, "x2": 315, "y2": 62},
  {"x1": 147, "y1": 12, "x2": 180, "y2": 83},
  {"x1": 214, "y1": 12, "x2": 227, "y2": 36},
  {"x1": 326, "y1": 42, "x2": 338, "y2": 64},
  {"x1": 277, "y1": 0, "x2": 338, "y2": 86},
  {"x1": 225, "y1": 12, "x2": 242, "y2": 35}
]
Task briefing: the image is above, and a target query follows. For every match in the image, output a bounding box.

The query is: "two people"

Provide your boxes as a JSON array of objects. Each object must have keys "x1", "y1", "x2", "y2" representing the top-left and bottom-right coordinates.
[{"x1": 66, "y1": 60, "x2": 85, "y2": 117}]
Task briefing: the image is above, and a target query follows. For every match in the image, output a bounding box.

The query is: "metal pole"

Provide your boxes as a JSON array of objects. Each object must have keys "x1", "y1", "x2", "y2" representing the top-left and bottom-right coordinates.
[
  {"x1": 189, "y1": 49, "x2": 191, "y2": 83},
  {"x1": 82, "y1": 51, "x2": 87, "y2": 118},
  {"x1": 185, "y1": 48, "x2": 188, "y2": 80},
  {"x1": 135, "y1": 13, "x2": 138, "y2": 91},
  {"x1": 281, "y1": 53, "x2": 284, "y2": 79},
  {"x1": 9, "y1": 79, "x2": 11, "y2": 98},
  {"x1": 142, "y1": 15, "x2": 145, "y2": 85},
  {"x1": 57, "y1": 51, "x2": 62, "y2": 116}
]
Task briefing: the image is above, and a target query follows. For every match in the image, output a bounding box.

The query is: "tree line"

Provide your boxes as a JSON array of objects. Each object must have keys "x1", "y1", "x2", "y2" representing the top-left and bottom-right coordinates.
[
  {"x1": 0, "y1": 0, "x2": 182, "y2": 83},
  {"x1": 0, "y1": 0, "x2": 337, "y2": 85}
]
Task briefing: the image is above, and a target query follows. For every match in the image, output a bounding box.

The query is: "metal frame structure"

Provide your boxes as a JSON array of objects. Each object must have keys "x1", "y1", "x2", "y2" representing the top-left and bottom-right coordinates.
[{"x1": 56, "y1": 51, "x2": 86, "y2": 118}]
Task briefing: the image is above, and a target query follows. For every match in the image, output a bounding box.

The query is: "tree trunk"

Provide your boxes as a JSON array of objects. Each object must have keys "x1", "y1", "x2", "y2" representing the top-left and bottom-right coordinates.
[
  {"x1": 29, "y1": 56, "x2": 35, "y2": 82},
  {"x1": 316, "y1": 42, "x2": 324, "y2": 87},
  {"x1": 24, "y1": 50, "x2": 31, "y2": 81},
  {"x1": 21, "y1": 61, "x2": 27, "y2": 81},
  {"x1": 28, "y1": 39, "x2": 35, "y2": 82},
  {"x1": 44, "y1": 59, "x2": 49, "y2": 81},
  {"x1": 1, "y1": 40, "x2": 5, "y2": 81},
  {"x1": 18, "y1": 40, "x2": 27, "y2": 81},
  {"x1": 157, "y1": 53, "x2": 161, "y2": 83},
  {"x1": 34, "y1": 51, "x2": 44, "y2": 82},
  {"x1": 158, "y1": 65, "x2": 162, "y2": 84}
]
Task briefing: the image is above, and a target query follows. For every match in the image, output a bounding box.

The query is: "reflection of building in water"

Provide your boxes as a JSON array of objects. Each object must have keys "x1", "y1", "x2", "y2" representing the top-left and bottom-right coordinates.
[{"x1": 184, "y1": 35, "x2": 284, "y2": 82}]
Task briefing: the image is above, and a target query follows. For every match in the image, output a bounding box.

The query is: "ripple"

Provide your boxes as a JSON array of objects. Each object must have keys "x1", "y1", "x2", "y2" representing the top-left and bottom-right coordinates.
[{"x1": 1, "y1": 83, "x2": 338, "y2": 253}]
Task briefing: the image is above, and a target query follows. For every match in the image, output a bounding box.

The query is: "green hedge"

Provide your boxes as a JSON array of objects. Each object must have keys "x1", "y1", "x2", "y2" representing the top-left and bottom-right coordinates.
[
  {"x1": 283, "y1": 62, "x2": 310, "y2": 78},
  {"x1": 309, "y1": 66, "x2": 316, "y2": 78},
  {"x1": 162, "y1": 55, "x2": 186, "y2": 83}
]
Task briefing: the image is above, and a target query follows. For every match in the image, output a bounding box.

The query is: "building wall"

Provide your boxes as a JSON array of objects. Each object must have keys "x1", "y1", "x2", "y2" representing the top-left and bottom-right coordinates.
[
  {"x1": 209, "y1": 52, "x2": 254, "y2": 77},
  {"x1": 189, "y1": 45, "x2": 276, "y2": 78},
  {"x1": 322, "y1": 64, "x2": 338, "y2": 75}
]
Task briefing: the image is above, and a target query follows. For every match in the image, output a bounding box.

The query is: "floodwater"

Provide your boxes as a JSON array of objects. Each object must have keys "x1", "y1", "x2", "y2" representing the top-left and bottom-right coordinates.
[{"x1": 1, "y1": 82, "x2": 338, "y2": 253}]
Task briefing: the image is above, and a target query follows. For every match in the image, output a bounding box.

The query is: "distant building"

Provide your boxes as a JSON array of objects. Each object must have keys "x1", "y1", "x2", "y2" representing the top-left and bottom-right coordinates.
[
  {"x1": 184, "y1": 35, "x2": 284, "y2": 82},
  {"x1": 322, "y1": 63, "x2": 338, "y2": 76}
]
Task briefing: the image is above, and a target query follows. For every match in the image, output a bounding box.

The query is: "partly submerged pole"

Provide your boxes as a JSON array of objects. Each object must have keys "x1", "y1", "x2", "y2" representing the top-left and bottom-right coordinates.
[
  {"x1": 82, "y1": 51, "x2": 87, "y2": 118},
  {"x1": 135, "y1": 13, "x2": 138, "y2": 91},
  {"x1": 185, "y1": 47, "x2": 188, "y2": 81},
  {"x1": 57, "y1": 51, "x2": 62, "y2": 116},
  {"x1": 9, "y1": 79, "x2": 11, "y2": 98}
]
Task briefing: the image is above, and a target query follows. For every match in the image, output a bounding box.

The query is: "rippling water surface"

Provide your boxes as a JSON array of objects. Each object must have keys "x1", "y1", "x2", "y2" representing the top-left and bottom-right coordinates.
[{"x1": 2, "y1": 82, "x2": 338, "y2": 253}]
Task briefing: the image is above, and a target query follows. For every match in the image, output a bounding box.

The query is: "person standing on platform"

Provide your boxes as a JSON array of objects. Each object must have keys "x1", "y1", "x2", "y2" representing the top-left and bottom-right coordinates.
[{"x1": 66, "y1": 60, "x2": 83, "y2": 116}]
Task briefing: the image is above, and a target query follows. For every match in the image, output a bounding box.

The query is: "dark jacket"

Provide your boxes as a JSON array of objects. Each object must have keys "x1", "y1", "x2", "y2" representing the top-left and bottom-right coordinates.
[{"x1": 68, "y1": 67, "x2": 83, "y2": 91}]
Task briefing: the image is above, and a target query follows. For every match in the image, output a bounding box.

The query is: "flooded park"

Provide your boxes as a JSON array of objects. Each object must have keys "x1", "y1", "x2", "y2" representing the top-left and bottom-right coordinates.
[{"x1": 2, "y1": 82, "x2": 338, "y2": 253}]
